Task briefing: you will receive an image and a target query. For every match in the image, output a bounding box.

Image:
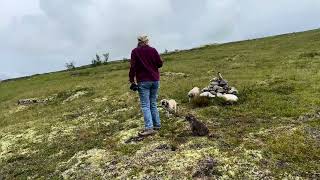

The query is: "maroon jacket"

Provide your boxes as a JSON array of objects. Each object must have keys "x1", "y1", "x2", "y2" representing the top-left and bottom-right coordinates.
[{"x1": 129, "y1": 45, "x2": 163, "y2": 83}]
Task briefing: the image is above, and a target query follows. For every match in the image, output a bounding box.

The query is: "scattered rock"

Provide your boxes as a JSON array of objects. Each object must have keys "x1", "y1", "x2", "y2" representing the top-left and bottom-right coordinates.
[
  {"x1": 17, "y1": 98, "x2": 38, "y2": 105},
  {"x1": 297, "y1": 111, "x2": 320, "y2": 122},
  {"x1": 124, "y1": 136, "x2": 145, "y2": 144},
  {"x1": 17, "y1": 96, "x2": 55, "y2": 105},
  {"x1": 305, "y1": 127, "x2": 320, "y2": 142},
  {"x1": 301, "y1": 172, "x2": 320, "y2": 179},
  {"x1": 276, "y1": 160, "x2": 289, "y2": 169},
  {"x1": 155, "y1": 144, "x2": 177, "y2": 151}
]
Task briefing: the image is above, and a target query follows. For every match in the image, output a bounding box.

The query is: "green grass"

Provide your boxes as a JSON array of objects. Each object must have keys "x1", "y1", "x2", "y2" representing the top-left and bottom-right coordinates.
[{"x1": 1, "y1": 29, "x2": 320, "y2": 179}]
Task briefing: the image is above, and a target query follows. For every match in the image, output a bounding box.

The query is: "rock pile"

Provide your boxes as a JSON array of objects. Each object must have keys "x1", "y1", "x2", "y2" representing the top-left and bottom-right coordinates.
[{"x1": 200, "y1": 72, "x2": 238, "y2": 98}]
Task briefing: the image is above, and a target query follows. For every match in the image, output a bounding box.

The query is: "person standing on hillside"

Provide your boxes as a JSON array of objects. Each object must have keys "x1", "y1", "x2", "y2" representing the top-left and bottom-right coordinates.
[{"x1": 129, "y1": 35, "x2": 163, "y2": 136}]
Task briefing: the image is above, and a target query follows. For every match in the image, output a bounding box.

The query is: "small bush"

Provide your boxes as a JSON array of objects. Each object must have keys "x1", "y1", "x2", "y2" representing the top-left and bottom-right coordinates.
[
  {"x1": 299, "y1": 52, "x2": 320, "y2": 58},
  {"x1": 103, "y1": 53, "x2": 110, "y2": 64},
  {"x1": 65, "y1": 61, "x2": 76, "y2": 70},
  {"x1": 91, "y1": 58, "x2": 102, "y2": 67},
  {"x1": 90, "y1": 53, "x2": 103, "y2": 66}
]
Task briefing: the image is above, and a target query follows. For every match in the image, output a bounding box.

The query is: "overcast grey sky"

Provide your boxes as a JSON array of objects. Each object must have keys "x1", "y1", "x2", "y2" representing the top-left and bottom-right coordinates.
[{"x1": 0, "y1": 0, "x2": 320, "y2": 79}]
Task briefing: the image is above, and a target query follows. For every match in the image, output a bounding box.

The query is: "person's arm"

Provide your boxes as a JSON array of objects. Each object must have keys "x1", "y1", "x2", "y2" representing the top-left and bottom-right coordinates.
[
  {"x1": 153, "y1": 48, "x2": 163, "y2": 68},
  {"x1": 129, "y1": 50, "x2": 136, "y2": 83}
]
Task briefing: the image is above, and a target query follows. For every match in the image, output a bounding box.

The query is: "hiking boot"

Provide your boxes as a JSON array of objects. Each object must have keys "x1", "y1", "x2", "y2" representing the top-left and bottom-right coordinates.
[
  {"x1": 138, "y1": 129, "x2": 156, "y2": 136},
  {"x1": 154, "y1": 127, "x2": 161, "y2": 131}
]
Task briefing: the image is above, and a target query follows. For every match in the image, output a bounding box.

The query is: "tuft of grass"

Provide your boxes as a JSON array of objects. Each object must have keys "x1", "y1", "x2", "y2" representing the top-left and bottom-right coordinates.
[
  {"x1": 266, "y1": 128, "x2": 320, "y2": 175},
  {"x1": 270, "y1": 83, "x2": 295, "y2": 95}
]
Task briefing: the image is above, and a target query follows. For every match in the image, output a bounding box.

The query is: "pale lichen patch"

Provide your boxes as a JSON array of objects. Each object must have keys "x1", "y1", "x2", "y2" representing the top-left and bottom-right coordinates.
[
  {"x1": 0, "y1": 128, "x2": 42, "y2": 162},
  {"x1": 92, "y1": 97, "x2": 108, "y2": 103},
  {"x1": 167, "y1": 149, "x2": 204, "y2": 171},
  {"x1": 161, "y1": 71, "x2": 189, "y2": 77},
  {"x1": 100, "y1": 118, "x2": 118, "y2": 127},
  {"x1": 58, "y1": 149, "x2": 110, "y2": 179},
  {"x1": 48, "y1": 125, "x2": 78, "y2": 142},
  {"x1": 63, "y1": 91, "x2": 88, "y2": 104},
  {"x1": 116, "y1": 128, "x2": 140, "y2": 144},
  {"x1": 8, "y1": 105, "x2": 29, "y2": 114},
  {"x1": 118, "y1": 107, "x2": 134, "y2": 112}
]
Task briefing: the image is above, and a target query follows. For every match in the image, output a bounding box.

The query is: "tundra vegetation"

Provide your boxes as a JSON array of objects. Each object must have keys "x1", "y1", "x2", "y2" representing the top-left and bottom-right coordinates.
[{"x1": 0, "y1": 29, "x2": 320, "y2": 179}]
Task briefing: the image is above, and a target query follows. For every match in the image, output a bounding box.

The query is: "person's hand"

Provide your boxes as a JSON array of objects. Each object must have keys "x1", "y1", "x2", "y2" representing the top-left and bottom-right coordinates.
[{"x1": 130, "y1": 83, "x2": 138, "y2": 91}]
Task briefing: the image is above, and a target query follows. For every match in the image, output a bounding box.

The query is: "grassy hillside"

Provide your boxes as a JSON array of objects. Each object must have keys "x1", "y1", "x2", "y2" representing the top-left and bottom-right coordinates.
[{"x1": 1, "y1": 29, "x2": 320, "y2": 179}]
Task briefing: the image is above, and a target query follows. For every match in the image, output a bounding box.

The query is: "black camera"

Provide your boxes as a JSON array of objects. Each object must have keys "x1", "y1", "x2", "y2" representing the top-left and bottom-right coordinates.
[{"x1": 130, "y1": 83, "x2": 139, "y2": 91}]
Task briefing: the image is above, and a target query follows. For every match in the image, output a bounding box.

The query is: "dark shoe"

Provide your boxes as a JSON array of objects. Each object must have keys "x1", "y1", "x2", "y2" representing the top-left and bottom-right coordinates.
[
  {"x1": 154, "y1": 127, "x2": 161, "y2": 131},
  {"x1": 138, "y1": 129, "x2": 156, "y2": 136}
]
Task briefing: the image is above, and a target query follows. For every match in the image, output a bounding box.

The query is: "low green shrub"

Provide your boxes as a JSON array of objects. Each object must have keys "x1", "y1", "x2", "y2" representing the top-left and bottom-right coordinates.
[{"x1": 299, "y1": 52, "x2": 320, "y2": 58}]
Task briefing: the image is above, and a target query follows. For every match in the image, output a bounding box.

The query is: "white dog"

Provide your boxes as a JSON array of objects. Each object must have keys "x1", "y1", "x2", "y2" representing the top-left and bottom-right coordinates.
[
  {"x1": 160, "y1": 99, "x2": 178, "y2": 117},
  {"x1": 188, "y1": 87, "x2": 200, "y2": 102},
  {"x1": 200, "y1": 92, "x2": 216, "y2": 98},
  {"x1": 216, "y1": 93, "x2": 239, "y2": 104}
]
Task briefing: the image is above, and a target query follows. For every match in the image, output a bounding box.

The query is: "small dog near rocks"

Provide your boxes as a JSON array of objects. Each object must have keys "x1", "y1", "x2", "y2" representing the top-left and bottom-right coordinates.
[
  {"x1": 188, "y1": 87, "x2": 201, "y2": 102},
  {"x1": 160, "y1": 99, "x2": 178, "y2": 117},
  {"x1": 185, "y1": 114, "x2": 209, "y2": 136}
]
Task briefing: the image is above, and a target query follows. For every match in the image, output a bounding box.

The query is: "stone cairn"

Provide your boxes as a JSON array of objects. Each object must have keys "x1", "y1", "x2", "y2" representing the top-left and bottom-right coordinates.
[{"x1": 200, "y1": 72, "x2": 238, "y2": 97}]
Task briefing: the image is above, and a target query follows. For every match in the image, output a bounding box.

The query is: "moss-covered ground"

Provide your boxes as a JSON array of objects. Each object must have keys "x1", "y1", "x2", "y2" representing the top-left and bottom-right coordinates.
[{"x1": 0, "y1": 29, "x2": 320, "y2": 179}]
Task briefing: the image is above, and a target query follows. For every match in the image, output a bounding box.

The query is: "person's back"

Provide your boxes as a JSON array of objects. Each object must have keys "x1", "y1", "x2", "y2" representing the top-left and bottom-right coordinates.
[
  {"x1": 129, "y1": 35, "x2": 163, "y2": 137},
  {"x1": 130, "y1": 43, "x2": 162, "y2": 83}
]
